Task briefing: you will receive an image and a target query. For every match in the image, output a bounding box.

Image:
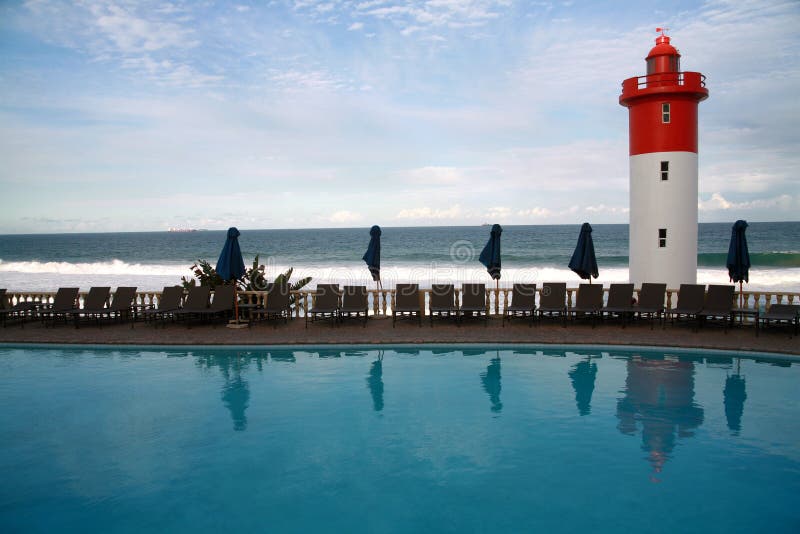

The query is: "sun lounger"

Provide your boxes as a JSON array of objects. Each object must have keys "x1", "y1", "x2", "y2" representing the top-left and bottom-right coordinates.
[
  {"x1": 141, "y1": 286, "x2": 184, "y2": 326},
  {"x1": 632, "y1": 283, "x2": 666, "y2": 329},
  {"x1": 0, "y1": 289, "x2": 10, "y2": 327},
  {"x1": 503, "y1": 283, "x2": 537, "y2": 326},
  {"x1": 393, "y1": 283, "x2": 421, "y2": 327},
  {"x1": 669, "y1": 284, "x2": 706, "y2": 328},
  {"x1": 67, "y1": 287, "x2": 111, "y2": 327},
  {"x1": 197, "y1": 285, "x2": 236, "y2": 325},
  {"x1": 306, "y1": 284, "x2": 340, "y2": 328},
  {"x1": 600, "y1": 283, "x2": 634, "y2": 325},
  {"x1": 0, "y1": 289, "x2": 37, "y2": 327},
  {"x1": 74, "y1": 286, "x2": 138, "y2": 328},
  {"x1": 460, "y1": 283, "x2": 487, "y2": 326},
  {"x1": 539, "y1": 282, "x2": 567, "y2": 326},
  {"x1": 339, "y1": 285, "x2": 368, "y2": 326},
  {"x1": 253, "y1": 282, "x2": 291, "y2": 327},
  {"x1": 429, "y1": 284, "x2": 458, "y2": 327},
  {"x1": 106, "y1": 286, "x2": 138, "y2": 324},
  {"x1": 172, "y1": 286, "x2": 212, "y2": 324},
  {"x1": 38, "y1": 287, "x2": 80, "y2": 327},
  {"x1": 758, "y1": 304, "x2": 800, "y2": 336},
  {"x1": 698, "y1": 284, "x2": 735, "y2": 332},
  {"x1": 569, "y1": 283, "x2": 604, "y2": 328}
]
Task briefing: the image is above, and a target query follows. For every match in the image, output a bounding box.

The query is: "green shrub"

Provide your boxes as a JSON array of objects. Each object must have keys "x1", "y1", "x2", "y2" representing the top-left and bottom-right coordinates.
[{"x1": 181, "y1": 255, "x2": 312, "y2": 309}]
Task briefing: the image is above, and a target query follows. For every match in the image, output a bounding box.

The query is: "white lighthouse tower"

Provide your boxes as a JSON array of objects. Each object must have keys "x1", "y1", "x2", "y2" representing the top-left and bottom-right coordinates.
[{"x1": 620, "y1": 30, "x2": 708, "y2": 288}]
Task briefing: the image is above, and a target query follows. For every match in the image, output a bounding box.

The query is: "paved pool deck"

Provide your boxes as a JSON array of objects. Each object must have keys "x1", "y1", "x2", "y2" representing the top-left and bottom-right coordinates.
[{"x1": 0, "y1": 316, "x2": 797, "y2": 355}]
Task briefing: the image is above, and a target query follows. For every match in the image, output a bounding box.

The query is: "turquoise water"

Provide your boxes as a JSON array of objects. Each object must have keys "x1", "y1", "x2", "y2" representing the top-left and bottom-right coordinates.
[{"x1": 1, "y1": 345, "x2": 798, "y2": 533}]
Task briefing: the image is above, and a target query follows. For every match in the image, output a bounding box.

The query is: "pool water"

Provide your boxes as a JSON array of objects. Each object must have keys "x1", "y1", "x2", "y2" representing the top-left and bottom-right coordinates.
[{"x1": 0, "y1": 345, "x2": 798, "y2": 533}]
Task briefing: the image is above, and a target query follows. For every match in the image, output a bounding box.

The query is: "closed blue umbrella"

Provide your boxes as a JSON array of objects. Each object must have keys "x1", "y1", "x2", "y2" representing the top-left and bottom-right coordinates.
[
  {"x1": 726, "y1": 220, "x2": 750, "y2": 308},
  {"x1": 479, "y1": 224, "x2": 502, "y2": 282},
  {"x1": 362, "y1": 225, "x2": 381, "y2": 288},
  {"x1": 216, "y1": 227, "x2": 246, "y2": 324},
  {"x1": 569, "y1": 358, "x2": 598, "y2": 416},
  {"x1": 569, "y1": 222, "x2": 599, "y2": 282},
  {"x1": 724, "y1": 370, "x2": 747, "y2": 434}
]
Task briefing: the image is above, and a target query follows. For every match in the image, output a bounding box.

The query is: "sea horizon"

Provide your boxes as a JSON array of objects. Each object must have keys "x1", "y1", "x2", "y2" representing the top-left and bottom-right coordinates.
[
  {"x1": 2, "y1": 219, "x2": 799, "y2": 237},
  {"x1": 1, "y1": 222, "x2": 798, "y2": 293}
]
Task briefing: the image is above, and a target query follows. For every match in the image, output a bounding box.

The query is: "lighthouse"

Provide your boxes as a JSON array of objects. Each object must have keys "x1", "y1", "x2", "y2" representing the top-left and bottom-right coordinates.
[{"x1": 620, "y1": 30, "x2": 708, "y2": 288}]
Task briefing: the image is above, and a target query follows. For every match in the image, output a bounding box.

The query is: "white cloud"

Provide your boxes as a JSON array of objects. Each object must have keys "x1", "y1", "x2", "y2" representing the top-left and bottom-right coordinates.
[
  {"x1": 121, "y1": 56, "x2": 223, "y2": 87},
  {"x1": 19, "y1": 0, "x2": 217, "y2": 88},
  {"x1": 268, "y1": 68, "x2": 349, "y2": 92},
  {"x1": 90, "y1": 3, "x2": 195, "y2": 53},
  {"x1": 315, "y1": 3, "x2": 336, "y2": 14},
  {"x1": 699, "y1": 192, "x2": 732, "y2": 211},
  {"x1": 292, "y1": 0, "x2": 512, "y2": 34},
  {"x1": 585, "y1": 204, "x2": 629, "y2": 215},
  {"x1": 329, "y1": 210, "x2": 364, "y2": 223},
  {"x1": 347, "y1": 22, "x2": 364, "y2": 31},
  {"x1": 396, "y1": 205, "x2": 463, "y2": 220},
  {"x1": 698, "y1": 193, "x2": 795, "y2": 212},
  {"x1": 484, "y1": 206, "x2": 512, "y2": 220},
  {"x1": 517, "y1": 207, "x2": 552, "y2": 218},
  {"x1": 402, "y1": 166, "x2": 464, "y2": 184}
]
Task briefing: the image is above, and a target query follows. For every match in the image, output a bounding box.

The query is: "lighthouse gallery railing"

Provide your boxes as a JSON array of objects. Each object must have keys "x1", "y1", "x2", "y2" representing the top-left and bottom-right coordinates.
[{"x1": 621, "y1": 71, "x2": 706, "y2": 93}]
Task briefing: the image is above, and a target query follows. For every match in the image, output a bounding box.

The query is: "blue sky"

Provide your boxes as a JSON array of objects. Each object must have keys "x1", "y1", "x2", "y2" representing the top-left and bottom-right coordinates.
[{"x1": 0, "y1": 0, "x2": 798, "y2": 233}]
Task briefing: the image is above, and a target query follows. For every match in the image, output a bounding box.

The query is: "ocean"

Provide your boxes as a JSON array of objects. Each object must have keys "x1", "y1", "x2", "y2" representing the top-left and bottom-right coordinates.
[{"x1": 0, "y1": 222, "x2": 798, "y2": 292}]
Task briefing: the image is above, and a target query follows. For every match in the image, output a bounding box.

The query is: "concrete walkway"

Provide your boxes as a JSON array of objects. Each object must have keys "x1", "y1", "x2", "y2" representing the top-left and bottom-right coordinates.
[{"x1": 1, "y1": 316, "x2": 797, "y2": 355}]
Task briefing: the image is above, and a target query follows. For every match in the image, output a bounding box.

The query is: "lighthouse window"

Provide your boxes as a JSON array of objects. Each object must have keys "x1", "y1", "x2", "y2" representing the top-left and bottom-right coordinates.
[
  {"x1": 662, "y1": 103, "x2": 671, "y2": 123},
  {"x1": 660, "y1": 161, "x2": 669, "y2": 181},
  {"x1": 658, "y1": 228, "x2": 667, "y2": 248}
]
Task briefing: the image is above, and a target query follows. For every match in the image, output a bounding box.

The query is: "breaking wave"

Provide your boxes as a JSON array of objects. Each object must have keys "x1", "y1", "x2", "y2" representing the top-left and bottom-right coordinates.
[
  {"x1": 0, "y1": 259, "x2": 190, "y2": 277},
  {"x1": 1, "y1": 259, "x2": 799, "y2": 292}
]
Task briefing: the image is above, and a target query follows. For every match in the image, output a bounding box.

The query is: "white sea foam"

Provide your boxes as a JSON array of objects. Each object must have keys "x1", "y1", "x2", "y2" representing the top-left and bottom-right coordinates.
[
  {"x1": 2, "y1": 258, "x2": 799, "y2": 293},
  {"x1": 0, "y1": 259, "x2": 189, "y2": 276}
]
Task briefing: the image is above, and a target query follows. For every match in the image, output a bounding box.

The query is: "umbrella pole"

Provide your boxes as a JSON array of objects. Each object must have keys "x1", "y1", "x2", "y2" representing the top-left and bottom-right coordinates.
[
  {"x1": 226, "y1": 282, "x2": 247, "y2": 329},
  {"x1": 739, "y1": 281, "x2": 743, "y2": 309},
  {"x1": 234, "y1": 284, "x2": 240, "y2": 325}
]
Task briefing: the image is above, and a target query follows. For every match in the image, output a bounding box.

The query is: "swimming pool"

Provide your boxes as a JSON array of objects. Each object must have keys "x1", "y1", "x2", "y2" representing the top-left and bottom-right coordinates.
[{"x1": 1, "y1": 345, "x2": 797, "y2": 533}]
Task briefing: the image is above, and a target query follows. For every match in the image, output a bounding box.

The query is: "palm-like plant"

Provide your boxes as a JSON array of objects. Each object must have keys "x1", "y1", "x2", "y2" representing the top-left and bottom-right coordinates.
[{"x1": 182, "y1": 255, "x2": 312, "y2": 310}]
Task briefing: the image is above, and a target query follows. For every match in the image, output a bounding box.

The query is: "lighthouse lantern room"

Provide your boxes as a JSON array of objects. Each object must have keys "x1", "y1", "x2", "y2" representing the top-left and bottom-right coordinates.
[{"x1": 620, "y1": 30, "x2": 708, "y2": 288}]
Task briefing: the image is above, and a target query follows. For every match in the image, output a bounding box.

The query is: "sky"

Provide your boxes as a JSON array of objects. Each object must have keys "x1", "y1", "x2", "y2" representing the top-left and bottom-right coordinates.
[{"x1": 0, "y1": 0, "x2": 798, "y2": 234}]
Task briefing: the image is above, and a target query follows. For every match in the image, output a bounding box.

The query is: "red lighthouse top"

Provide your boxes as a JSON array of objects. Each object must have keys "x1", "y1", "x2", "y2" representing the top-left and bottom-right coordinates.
[
  {"x1": 619, "y1": 31, "x2": 708, "y2": 108},
  {"x1": 619, "y1": 30, "x2": 709, "y2": 155},
  {"x1": 646, "y1": 31, "x2": 681, "y2": 74}
]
